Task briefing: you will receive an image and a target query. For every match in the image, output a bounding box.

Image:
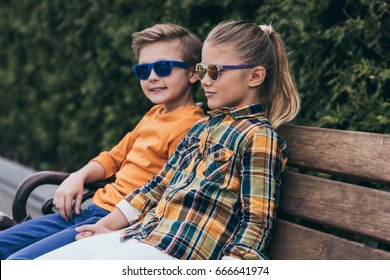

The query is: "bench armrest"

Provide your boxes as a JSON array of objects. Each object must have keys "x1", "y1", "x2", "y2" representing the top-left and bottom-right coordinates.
[{"x1": 11, "y1": 171, "x2": 108, "y2": 224}]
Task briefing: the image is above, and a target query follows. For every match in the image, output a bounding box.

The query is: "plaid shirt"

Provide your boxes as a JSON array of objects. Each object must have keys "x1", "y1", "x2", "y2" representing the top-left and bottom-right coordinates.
[{"x1": 120, "y1": 104, "x2": 288, "y2": 260}]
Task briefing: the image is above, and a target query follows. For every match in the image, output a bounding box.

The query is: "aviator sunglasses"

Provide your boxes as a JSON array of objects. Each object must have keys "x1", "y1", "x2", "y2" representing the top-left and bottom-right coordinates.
[
  {"x1": 195, "y1": 63, "x2": 256, "y2": 81},
  {"x1": 133, "y1": 60, "x2": 188, "y2": 80}
]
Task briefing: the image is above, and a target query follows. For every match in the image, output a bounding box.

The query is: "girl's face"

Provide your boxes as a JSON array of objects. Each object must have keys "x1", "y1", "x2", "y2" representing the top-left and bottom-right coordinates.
[
  {"x1": 138, "y1": 40, "x2": 198, "y2": 112},
  {"x1": 200, "y1": 42, "x2": 261, "y2": 110}
]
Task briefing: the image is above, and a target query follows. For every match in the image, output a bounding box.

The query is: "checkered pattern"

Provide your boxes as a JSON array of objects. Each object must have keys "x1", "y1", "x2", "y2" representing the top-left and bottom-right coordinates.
[{"x1": 120, "y1": 104, "x2": 288, "y2": 260}]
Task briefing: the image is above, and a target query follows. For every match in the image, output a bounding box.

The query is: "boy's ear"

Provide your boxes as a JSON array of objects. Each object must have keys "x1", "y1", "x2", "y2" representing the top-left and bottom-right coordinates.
[
  {"x1": 248, "y1": 66, "x2": 266, "y2": 87},
  {"x1": 189, "y1": 67, "x2": 199, "y2": 84}
]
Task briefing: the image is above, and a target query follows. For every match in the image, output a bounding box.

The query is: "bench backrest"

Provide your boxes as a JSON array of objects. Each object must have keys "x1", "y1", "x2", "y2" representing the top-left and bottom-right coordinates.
[{"x1": 267, "y1": 124, "x2": 390, "y2": 259}]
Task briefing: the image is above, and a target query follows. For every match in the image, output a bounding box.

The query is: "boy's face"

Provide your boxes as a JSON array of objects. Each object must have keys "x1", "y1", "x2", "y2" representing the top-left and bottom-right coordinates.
[
  {"x1": 138, "y1": 40, "x2": 197, "y2": 112},
  {"x1": 200, "y1": 42, "x2": 261, "y2": 110}
]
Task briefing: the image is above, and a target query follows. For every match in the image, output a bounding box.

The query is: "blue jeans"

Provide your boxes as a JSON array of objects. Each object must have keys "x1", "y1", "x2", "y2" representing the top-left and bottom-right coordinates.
[{"x1": 0, "y1": 203, "x2": 109, "y2": 259}]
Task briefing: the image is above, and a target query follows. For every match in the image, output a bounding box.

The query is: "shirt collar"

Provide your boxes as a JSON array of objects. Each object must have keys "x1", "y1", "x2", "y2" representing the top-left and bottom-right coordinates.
[{"x1": 208, "y1": 103, "x2": 265, "y2": 119}]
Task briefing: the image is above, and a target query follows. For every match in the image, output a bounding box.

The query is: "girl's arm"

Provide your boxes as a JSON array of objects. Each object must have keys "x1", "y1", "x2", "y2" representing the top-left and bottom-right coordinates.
[
  {"x1": 75, "y1": 208, "x2": 131, "y2": 240},
  {"x1": 120, "y1": 124, "x2": 202, "y2": 216},
  {"x1": 223, "y1": 128, "x2": 287, "y2": 259}
]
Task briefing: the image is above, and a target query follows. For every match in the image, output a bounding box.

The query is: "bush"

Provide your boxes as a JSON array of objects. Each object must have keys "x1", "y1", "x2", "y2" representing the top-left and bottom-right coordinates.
[
  {"x1": 255, "y1": 0, "x2": 390, "y2": 132},
  {"x1": 0, "y1": 0, "x2": 388, "y2": 170}
]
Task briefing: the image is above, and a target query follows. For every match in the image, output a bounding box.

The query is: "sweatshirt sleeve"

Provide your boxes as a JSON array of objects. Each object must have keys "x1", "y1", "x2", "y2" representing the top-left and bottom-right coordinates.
[{"x1": 90, "y1": 122, "x2": 140, "y2": 179}]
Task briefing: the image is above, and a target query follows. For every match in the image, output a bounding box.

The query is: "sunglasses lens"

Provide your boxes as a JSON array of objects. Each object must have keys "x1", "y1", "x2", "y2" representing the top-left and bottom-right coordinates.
[
  {"x1": 207, "y1": 65, "x2": 219, "y2": 80},
  {"x1": 134, "y1": 65, "x2": 151, "y2": 80},
  {"x1": 155, "y1": 61, "x2": 172, "y2": 77},
  {"x1": 196, "y1": 64, "x2": 206, "y2": 80},
  {"x1": 196, "y1": 64, "x2": 219, "y2": 81}
]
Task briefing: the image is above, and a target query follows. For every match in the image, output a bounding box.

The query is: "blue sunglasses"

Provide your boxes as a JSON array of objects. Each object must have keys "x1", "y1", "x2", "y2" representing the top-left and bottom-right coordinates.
[{"x1": 133, "y1": 60, "x2": 189, "y2": 80}]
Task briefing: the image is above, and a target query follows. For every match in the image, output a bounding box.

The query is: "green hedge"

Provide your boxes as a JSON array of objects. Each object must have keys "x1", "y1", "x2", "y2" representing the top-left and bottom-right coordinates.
[{"x1": 0, "y1": 0, "x2": 389, "y2": 171}]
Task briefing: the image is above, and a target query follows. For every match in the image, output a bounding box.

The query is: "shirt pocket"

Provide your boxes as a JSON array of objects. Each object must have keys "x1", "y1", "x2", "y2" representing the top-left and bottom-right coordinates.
[{"x1": 203, "y1": 143, "x2": 235, "y2": 185}]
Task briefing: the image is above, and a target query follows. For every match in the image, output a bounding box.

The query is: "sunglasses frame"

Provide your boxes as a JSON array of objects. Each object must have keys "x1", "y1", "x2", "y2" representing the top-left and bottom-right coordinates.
[
  {"x1": 195, "y1": 63, "x2": 256, "y2": 81},
  {"x1": 133, "y1": 60, "x2": 189, "y2": 80}
]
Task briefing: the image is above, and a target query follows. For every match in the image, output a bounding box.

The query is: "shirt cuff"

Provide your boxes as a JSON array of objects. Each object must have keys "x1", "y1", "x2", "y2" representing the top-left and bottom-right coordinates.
[{"x1": 116, "y1": 199, "x2": 141, "y2": 224}]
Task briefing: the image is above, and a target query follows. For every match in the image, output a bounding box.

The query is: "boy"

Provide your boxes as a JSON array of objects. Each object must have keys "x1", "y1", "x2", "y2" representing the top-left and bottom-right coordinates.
[{"x1": 0, "y1": 23, "x2": 204, "y2": 259}]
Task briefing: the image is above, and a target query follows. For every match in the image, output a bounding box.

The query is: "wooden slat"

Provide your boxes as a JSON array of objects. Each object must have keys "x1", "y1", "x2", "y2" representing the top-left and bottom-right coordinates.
[
  {"x1": 277, "y1": 124, "x2": 390, "y2": 184},
  {"x1": 279, "y1": 171, "x2": 390, "y2": 243},
  {"x1": 267, "y1": 219, "x2": 390, "y2": 260}
]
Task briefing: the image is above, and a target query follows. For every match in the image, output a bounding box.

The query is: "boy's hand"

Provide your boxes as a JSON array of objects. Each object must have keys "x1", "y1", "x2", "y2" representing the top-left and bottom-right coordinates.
[
  {"x1": 75, "y1": 224, "x2": 112, "y2": 240},
  {"x1": 53, "y1": 173, "x2": 85, "y2": 221}
]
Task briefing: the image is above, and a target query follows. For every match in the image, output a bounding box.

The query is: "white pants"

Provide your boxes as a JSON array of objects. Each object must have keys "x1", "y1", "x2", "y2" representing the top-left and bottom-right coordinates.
[{"x1": 36, "y1": 231, "x2": 176, "y2": 260}]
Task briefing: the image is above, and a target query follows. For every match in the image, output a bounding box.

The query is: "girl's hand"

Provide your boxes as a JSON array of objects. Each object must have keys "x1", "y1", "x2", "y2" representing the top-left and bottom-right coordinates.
[{"x1": 75, "y1": 224, "x2": 112, "y2": 240}]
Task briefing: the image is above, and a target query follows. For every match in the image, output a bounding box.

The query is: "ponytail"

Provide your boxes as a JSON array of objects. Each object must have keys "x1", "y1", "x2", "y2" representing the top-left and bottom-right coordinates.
[{"x1": 262, "y1": 27, "x2": 301, "y2": 129}]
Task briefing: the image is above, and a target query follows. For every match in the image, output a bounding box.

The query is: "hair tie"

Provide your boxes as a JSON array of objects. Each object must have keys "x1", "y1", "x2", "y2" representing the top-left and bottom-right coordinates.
[{"x1": 259, "y1": 24, "x2": 273, "y2": 36}]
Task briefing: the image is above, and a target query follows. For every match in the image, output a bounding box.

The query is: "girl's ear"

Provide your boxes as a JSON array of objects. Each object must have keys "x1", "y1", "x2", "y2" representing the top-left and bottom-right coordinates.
[{"x1": 248, "y1": 66, "x2": 266, "y2": 87}]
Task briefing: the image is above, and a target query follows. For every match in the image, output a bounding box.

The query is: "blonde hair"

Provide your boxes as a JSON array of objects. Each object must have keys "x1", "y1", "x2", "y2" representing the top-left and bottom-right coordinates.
[
  {"x1": 205, "y1": 20, "x2": 301, "y2": 129},
  {"x1": 132, "y1": 23, "x2": 202, "y2": 69}
]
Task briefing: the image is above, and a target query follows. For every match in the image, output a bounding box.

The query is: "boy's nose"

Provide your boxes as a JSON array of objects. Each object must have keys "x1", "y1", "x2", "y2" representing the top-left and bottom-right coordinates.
[{"x1": 148, "y1": 69, "x2": 160, "y2": 81}]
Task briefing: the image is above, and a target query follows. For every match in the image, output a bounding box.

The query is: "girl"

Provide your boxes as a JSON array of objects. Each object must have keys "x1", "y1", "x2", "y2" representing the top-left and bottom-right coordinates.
[{"x1": 38, "y1": 20, "x2": 300, "y2": 260}]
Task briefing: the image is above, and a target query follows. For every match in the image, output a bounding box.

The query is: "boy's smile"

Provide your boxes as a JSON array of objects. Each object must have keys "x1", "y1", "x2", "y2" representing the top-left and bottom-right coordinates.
[{"x1": 149, "y1": 86, "x2": 167, "y2": 93}]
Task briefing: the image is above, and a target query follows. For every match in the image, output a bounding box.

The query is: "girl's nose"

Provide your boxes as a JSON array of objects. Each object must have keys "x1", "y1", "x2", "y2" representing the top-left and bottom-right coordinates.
[{"x1": 201, "y1": 74, "x2": 213, "y2": 86}]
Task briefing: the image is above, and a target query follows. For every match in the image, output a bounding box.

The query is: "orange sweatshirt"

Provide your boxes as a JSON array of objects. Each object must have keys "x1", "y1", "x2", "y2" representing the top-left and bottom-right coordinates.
[{"x1": 91, "y1": 104, "x2": 204, "y2": 212}]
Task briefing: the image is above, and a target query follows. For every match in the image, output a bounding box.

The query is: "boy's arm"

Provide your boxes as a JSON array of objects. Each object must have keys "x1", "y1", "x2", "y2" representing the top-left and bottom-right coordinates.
[
  {"x1": 54, "y1": 161, "x2": 105, "y2": 220},
  {"x1": 223, "y1": 128, "x2": 286, "y2": 260},
  {"x1": 91, "y1": 130, "x2": 137, "y2": 179},
  {"x1": 54, "y1": 126, "x2": 138, "y2": 221}
]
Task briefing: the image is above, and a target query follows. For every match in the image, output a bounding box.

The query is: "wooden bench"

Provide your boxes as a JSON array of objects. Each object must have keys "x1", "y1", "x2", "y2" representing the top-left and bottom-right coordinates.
[
  {"x1": 1, "y1": 124, "x2": 389, "y2": 259},
  {"x1": 267, "y1": 124, "x2": 390, "y2": 259}
]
